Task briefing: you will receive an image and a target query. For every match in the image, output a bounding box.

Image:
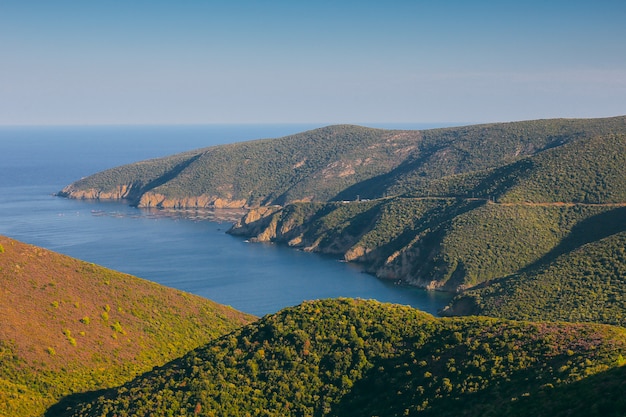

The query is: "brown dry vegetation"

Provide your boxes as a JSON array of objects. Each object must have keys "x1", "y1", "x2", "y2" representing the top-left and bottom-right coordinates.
[{"x1": 0, "y1": 235, "x2": 255, "y2": 417}]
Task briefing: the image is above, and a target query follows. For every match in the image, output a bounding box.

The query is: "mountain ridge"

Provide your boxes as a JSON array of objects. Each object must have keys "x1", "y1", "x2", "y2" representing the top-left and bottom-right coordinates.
[{"x1": 57, "y1": 116, "x2": 626, "y2": 209}]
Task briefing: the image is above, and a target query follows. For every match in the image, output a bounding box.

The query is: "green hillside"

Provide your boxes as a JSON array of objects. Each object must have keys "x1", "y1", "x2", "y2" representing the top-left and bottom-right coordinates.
[
  {"x1": 229, "y1": 127, "x2": 626, "y2": 313},
  {"x1": 54, "y1": 298, "x2": 626, "y2": 417},
  {"x1": 58, "y1": 125, "x2": 422, "y2": 207},
  {"x1": 58, "y1": 116, "x2": 626, "y2": 208},
  {"x1": 58, "y1": 116, "x2": 626, "y2": 301},
  {"x1": 445, "y1": 228, "x2": 626, "y2": 326},
  {"x1": 31, "y1": 116, "x2": 626, "y2": 416},
  {"x1": 335, "y1": 116, "x2": 626, "y2": 200},
  {"x1": 230, "y1": 198, "x2": 623, "y2": 292},
  {"x1": 0, "y1": 236, "x2": 255, "y2": 417}
]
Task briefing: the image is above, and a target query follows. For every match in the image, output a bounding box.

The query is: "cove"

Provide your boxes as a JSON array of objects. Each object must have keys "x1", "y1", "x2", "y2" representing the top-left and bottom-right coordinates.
[{"x1": 0, "y1": 125, "x2": 453, "y2": 316}]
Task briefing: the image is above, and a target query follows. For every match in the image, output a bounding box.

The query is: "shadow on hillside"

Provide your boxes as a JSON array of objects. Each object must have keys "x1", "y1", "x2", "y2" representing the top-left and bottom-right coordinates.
[
  {"x1": 509, "y1": 365, "x2": 626, "y2": 417},
  {"x1": 358, "y1": 199, "x2": 483, "y2": 281},
  {"x1": 332, "y1": 147, "x2": 445, "y2": 201},
  {"x1": 128, "y1": 153, "x2": 203, "y2": 206},
  {"x1": 332, "y1": 170, "x2": 401, "y2": 201},
  {"x1": 330, "y1": 347, "x2": 626, "y2": 417},
  {"x1": 45, "y1": 388, "x2": 113, "y2": 417},
  {"x1": 522, "y1": 206, "x2": 626, "y2": 274}
]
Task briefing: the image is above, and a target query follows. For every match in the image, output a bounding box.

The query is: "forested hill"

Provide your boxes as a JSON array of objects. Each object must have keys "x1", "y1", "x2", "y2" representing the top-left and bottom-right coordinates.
[
  {"x1": 230, "y1": 129, "x2": 626, "y2": 287},
  {"x1": 55, "y1": 298, "x2": 626, "y2": 417},
  {"x1": 0, "y1": 236, "x2": 254, "y2": 417},
  {"x1": 58, "y1": 116, "x2": 626, "y2": 208}
]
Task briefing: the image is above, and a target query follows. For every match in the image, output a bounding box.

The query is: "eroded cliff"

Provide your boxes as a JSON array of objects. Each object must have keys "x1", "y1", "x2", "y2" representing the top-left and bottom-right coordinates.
[{"x1": 228, "y1": 201, "x2": 464, "y2": 291}]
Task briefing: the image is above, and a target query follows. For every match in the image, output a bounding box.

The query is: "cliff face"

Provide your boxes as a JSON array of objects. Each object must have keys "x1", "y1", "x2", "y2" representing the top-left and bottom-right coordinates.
[
  {"x1": 228, "y1": 203, "x2": 457, "y2": 291},
  {"x1": 59, "y1": 186, "x2": 249, "y2": 209},
  {"x1": 228, "y1": 206, "x2": 283, "y2": 239},
  {"x1": 137, "y1": 192, "x2": 248, "y2": 209},
  {"x1": 58, "y1": 183, "x2": 140, "y2": 201}
]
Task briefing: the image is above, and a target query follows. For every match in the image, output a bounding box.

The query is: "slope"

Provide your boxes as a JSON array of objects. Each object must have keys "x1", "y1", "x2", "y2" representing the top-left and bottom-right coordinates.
[
  {"x1": 401, "y1": 131, "x2": 626, "y2": 204},
  {"x1": 58, "y1": 116, "x2": 626, "y2": 209},
  {"x1": 444, "y1": 228, "x2": 626, "y2": 326},
  {"x1": 229, "y1": 131, "x2": 626, "y2": 323},
  {"x1": 0, "y1": 236, "x2": 255, "y2": 417},
  {"x1": 58, "y1": 125, "x2": 422, "y2": 208},
  {"x1": 54, "y1": 298, "x2": 626, "y2": 417}
]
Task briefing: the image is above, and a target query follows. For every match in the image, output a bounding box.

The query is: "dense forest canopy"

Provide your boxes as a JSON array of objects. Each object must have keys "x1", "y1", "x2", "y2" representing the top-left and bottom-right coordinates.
[{"x1": 57, "y1": 299, "x2": 626, "y2": 417}]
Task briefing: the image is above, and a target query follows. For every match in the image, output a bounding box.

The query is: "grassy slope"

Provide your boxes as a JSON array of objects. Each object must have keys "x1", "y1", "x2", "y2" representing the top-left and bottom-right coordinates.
[
  {"x1": 57, "y1": 298, "x2": 626, "y2": 417},
  {"x1": 0, "y1": 236, "x2": 255, "y2": 417}
]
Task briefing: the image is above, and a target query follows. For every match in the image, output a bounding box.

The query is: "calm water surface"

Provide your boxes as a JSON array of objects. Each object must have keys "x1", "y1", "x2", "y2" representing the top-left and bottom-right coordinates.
[{"x1": 0, "y1": 125, "x2": 453, "y2": 316}]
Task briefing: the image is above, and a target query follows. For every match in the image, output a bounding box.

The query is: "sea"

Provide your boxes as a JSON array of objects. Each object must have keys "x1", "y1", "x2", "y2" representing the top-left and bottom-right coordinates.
[{"x1": 0, "y1": 124, "x2": 454, "y2": 317}]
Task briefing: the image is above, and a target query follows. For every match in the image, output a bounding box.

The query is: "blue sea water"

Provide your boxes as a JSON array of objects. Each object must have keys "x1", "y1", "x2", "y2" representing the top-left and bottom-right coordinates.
[{"x1": 0, "y1": 124, "x2": 453, "y2": 317}]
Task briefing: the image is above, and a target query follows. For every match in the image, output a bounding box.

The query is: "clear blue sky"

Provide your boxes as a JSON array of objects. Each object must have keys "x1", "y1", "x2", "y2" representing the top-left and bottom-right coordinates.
[{"x1": 1, "y1": 0, "x2": 625, "y2": 125}]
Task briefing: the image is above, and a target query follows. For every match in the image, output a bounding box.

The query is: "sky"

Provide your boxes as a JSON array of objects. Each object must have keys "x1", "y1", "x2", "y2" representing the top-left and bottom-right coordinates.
[{"x1": 1, "y1": 0, "x2": 625, "y2": 126}]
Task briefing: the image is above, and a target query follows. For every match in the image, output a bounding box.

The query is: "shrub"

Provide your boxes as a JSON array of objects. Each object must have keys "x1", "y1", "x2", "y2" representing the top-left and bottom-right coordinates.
[
  {"x1": 111, "y1": 321, "x2": 125, "y2": 334},
  {"x1": 63, "y1": 329, "x2": 77, "y2": 347}
]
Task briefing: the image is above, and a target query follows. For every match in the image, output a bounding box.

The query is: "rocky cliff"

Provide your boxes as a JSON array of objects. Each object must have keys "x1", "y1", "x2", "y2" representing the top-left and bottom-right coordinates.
[
  {"x1": 58, "y1": 183, "x2": 139, "y2": 201},
  {"x1": 137, "y1": 192, "x2": 248, "y2": 208},
  {"x1": 228, "y1": 201, "x2": 462, "y2": 291}
]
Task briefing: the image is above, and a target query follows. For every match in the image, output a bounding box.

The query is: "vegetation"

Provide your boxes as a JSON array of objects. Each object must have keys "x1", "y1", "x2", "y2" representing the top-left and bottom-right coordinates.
[
  {"x1": 227, "y1": 121, "x2": 626, "y2": 313},
  {"x1": 401, "y1": 133, "x2": 626, "y2": 204},
  {"x1": 58, "y1": 116, "x2": 626, "y2": 208},
  {"x1": 231, "y1": 197, "x2": 622, "y2": 293},
  {"x1": 47, "y1": 115, "x2": 626, "y2": 414},
  {"x1": 59, "y1": 125, "x2": 424, "y2": 207},
  {"x1": 0, "y1": 236, "x2": 255, "y2": 417},
  {"x1": 497, "y1": 134, "x2": 626, "y2": 203},
  {"x1": 58, "y1": 116, "x2": 626, "y2": 317},
  {"x1": 55, "y1": 298, "x2": 626, "y2": 417},
  {"x1": 446, "y1": 229, "x2": 626, "y2": 326}
]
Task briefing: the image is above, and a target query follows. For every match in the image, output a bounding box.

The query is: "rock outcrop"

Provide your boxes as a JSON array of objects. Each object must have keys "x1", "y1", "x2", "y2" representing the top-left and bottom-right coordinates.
[
  {"x1": 58, "y1": 186, "x2": 249, "y2": 209},
  {"x1": 228, "y1": 204, "x2": 451, "y2": 291},
  {"x1": 57, "y1": 183, "x2": 140, "y2": 201},
  {"x1": 137, "y1": 192, "x2": 248, "y2": 209}
]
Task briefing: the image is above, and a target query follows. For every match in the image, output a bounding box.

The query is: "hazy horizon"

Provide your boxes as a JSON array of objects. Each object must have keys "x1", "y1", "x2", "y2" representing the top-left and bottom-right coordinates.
[{"x1": 2, "y1": 1, "x2": 625, "y2": 126}]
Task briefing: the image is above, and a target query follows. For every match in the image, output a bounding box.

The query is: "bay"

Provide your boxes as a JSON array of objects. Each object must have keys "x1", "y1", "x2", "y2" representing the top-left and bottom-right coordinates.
[{"x1": 0, "y1": 124, "x2": 453, "y2": 316}]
